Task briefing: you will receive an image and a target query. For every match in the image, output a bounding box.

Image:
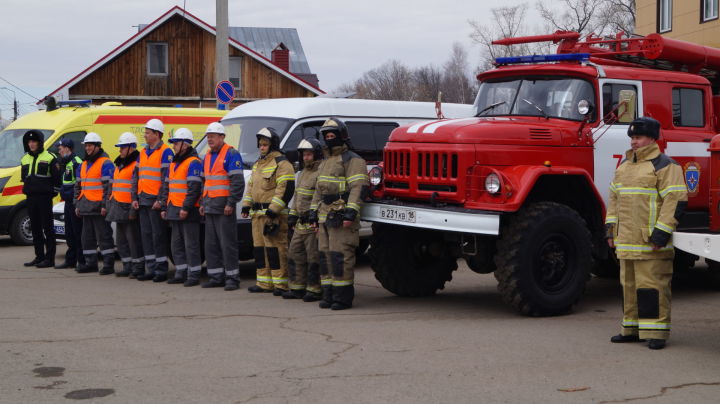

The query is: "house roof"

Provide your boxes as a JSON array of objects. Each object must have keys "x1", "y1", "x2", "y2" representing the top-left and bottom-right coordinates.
[
  {"x1": 40, "y1": 6, "x2": 324, "y2": 104},
  {"x1": 229, "y1": 27, "x2": 312, "y2": 74}
]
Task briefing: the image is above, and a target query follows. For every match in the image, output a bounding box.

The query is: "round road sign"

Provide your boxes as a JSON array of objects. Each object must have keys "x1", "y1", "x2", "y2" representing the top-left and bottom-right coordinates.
[{"x1": 215, "y1": 81, "x2": 235, "y2": 105}]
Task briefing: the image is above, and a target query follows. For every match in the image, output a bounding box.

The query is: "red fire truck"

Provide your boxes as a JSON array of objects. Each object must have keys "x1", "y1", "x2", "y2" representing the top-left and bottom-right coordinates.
[{"x1": 362, "y1": 31, "x2": 720, "y2": 316}]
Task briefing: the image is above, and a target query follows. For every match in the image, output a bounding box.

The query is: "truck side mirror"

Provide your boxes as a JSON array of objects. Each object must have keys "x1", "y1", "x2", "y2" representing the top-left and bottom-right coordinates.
[{"x1": 617, "y1": 90, "x2": 636, "y2": 123}]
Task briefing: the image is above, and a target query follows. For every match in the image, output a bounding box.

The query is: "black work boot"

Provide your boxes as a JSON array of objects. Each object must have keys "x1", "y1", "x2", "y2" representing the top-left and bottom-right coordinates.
[
  {"x1": 648, "y1": 339, "x2": 666, "y2": 350},
  {"x1": 99, "y1": 254, "x2": 115, "y2": 275},
  {"x1": 116, "y1": 262, "x2": 132, "y2": 277},
  {"x1": 202, "y1": 279, "x2": 225, "y2": 288},
  {"x1": 76, "y1": 262, "x2": 99, "y2": 273},
  {"x1": 331, "y1": 285, "x2": 354, "y2": 310},
  {"x1": 24, "y1": 257, "x2": 41, "y2": 267},
  {"x1": 184, "y1": 271, "x2": 201, "y2": 287},
  {"x1": 319, "y1": 285, "x2": 333, "y2": 309},
  {"x1": 35, "y1": 259, "x2": 55, "y2": 268},
  {"x1": 167, "y1": 271, "x2": 186, "y2": 284},
  {"x1": 224, "y1": 279, "x2": 239, "y2": 291},
  {"x1": 247, "y1": 285, "x2": 273, "y2": 293},
  {"x1": 273, "y1": 288, "x2": 286, "y2": 297},
  {"x1": 152, "y1": 273, "x2": 168, "y2": 283},
  {"x1": 130, "y1": 262, "x2": 145, "y2": 279},
  {"x1": 302, "y1": 291, "x2": 322, "y2": 302},
  {"x1": 55, "y1": 261, "x2": 74, "y2": 269},
  {"x1": 610, "y1": 334, "x2": 645, "y2": 343},
  {"x1": 282, "y1": 289, "x2": 305, "y2": 299},
  {"x1": 137, "y1": 272, "x2": 156, "y2": 281}
]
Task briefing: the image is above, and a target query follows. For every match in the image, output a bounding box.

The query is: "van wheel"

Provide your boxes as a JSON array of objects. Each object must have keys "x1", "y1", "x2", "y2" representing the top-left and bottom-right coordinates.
[
  {"x1": 494, "y1": 202, "x2": 592, "y2": 316},
  {"x1": 9, "y1": 208, "x2": 33, "y2": 246},
  {"x1": 369, "y1": 223, "x2": 457, "y2": 296}
]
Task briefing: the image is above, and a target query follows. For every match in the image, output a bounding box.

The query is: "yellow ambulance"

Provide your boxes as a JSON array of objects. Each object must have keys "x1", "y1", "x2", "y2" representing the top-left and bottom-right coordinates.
[{"x1": 0, "y1": 100, "x2": 226, "y2": 245}]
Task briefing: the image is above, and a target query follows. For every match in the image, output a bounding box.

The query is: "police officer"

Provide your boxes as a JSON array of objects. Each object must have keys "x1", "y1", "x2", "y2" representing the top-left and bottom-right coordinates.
[
  {"x1": 20, "y1": 130, "x2": 60, "y2": 268},
  {"x1": 159, "y1": 128, "x2": 204, "y2": 287},
  {"x1": 55, "y1": 138, "x2": 84, "y2": 269},
  {"x1": 131, "y1": 119, "x2": 174, "y2": 282},
  {"x1": 106, "y1": 132, "x2": 145, "y2": 278},
  {"x1": 199, "y1": 122, "x2": 244, "y2": 291},
  {"x1": 241, "y1": 127, "x2": 295, "y2": 295},
  {"x1": 309, "y1": 117, "x2": 369, "y2": 310},
  {"x1": 606, "y1": 116, "x2": 688, "y2": 350},
  {"x1": 74, "y1": 132, "x2": 116, "y2": 274},
  {"x1": 284, "y1": 138, "x2": 324, "y2": 301}
]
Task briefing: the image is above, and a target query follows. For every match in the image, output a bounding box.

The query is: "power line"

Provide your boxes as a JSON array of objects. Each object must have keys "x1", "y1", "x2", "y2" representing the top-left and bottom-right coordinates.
[{"x1": 0, "y1": 75, "x2": 40, "y2": 100}]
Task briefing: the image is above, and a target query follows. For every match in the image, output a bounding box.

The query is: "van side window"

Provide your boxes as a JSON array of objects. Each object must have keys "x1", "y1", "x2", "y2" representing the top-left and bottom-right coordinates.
[
  {"x1": 282, "y1": 121, "x2": 324, "y2": 163},
  {"x1": 602, "y1": 83, "x2": 638, "y2": 124},
  {"x1": 672, "y1": 88, "x2": 704, "y2": 127},
  {"x1": 346, "y1": 122, "x2": 398, "y2": 163},
  {"x1": 47, "y1": 131, "x2": 86, "y2": 155}
]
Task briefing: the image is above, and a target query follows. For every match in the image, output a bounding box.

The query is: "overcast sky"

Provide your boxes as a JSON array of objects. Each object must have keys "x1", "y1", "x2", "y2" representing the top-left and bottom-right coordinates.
[{"x1": 0, "y1": 0, "x2": 544, "y2": 119}]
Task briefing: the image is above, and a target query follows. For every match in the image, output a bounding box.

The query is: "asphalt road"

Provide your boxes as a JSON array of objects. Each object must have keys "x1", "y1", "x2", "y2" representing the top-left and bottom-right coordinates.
[{"x1": 2, "y1": 238, "x2": 720, "y2": 403}]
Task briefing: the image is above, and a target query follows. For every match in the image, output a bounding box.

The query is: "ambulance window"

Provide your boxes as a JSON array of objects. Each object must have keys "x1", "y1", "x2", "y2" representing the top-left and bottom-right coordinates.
[
  {"x1": 282, "y1": 122, "x2": 323, "y2": 163},
  {"x1": 602, "y1": 83, "x2": 638, "y2": 124},
  {"x1": 48, "y1": 131, "x2": 86, "y2": 155},
  {"x1": 672, "y1": 88, "x2": 705, "y2": 127},
  {"x1": 346, "y1": 122, "x2": 376, "y2": 162},
  {"x1": 372, "y1": 123, "x2": 398, "y2": 161}
]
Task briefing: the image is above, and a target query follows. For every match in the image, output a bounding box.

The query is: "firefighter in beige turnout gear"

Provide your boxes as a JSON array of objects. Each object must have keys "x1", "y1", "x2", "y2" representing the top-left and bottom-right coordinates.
[
  {"x1": 284, "y1": 137, "x2": 324, "y2": 301},
  {"x1": 606, "y1": 117, "x2": 687, "y2": 350},
  {"x1": 309, "y1": 117, "x2": 369, "y2": 310},
  {"x1": 241, "y1": 128, "x2": 295, "y2": 295}
]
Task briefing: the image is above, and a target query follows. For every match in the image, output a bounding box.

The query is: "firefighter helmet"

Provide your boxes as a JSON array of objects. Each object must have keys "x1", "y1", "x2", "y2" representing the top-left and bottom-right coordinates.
[
  {"x1": 256, "y1": 127, "x2": 281, "y2": 151},
  {"x1": 320, "y1": 117, "x2": 349, "y2": 148},
  {"x1": 297, "y1": 137, "x2": 323, "y2": 161}
]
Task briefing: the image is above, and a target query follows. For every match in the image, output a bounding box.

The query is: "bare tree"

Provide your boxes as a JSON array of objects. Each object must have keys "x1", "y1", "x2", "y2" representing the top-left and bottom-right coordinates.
[
  {"x1": 536, "y1": 0, "x2": 605, "y2": 34},
  {"x1": 339, "y1": 60, "x2": 416, "y2": 101},
  {"x1": 442, "y1": 43, "x2": 476, "y2": 104},
  {"x1": 414, "y1": 65, "x2": 443, "y2": 102},
  {"x1": 596, "y1": 0, "x2": 635, "y2": 35}
]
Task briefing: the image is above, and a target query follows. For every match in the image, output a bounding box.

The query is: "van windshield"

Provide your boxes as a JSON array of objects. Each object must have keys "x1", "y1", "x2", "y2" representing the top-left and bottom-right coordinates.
[
  {"x1": 0, "y1": 129, "x2": 55, "y2": 168},
  {"x1": 195, "y1": 117, "x2": 291, "y2": 168}
]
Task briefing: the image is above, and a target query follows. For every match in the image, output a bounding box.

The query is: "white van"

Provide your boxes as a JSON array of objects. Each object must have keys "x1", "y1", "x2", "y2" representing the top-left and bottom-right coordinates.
[{"x1": 195, "y1": 97, "x2": 474, "y2": 260}]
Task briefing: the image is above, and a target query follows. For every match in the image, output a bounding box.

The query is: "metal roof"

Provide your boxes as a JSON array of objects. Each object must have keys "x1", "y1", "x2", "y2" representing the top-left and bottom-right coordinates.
[{"x1": 228, "y1": 27, "x2": 311, "y2": 74}]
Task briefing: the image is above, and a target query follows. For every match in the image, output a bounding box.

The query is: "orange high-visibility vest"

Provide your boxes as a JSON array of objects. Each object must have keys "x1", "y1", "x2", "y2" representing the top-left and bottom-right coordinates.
[
  {"x1": 137, "y1": 143, "x2": 169, "y2": 196},
  {"x1": 168, "y1": 156, "x2": 201, "y2": 208},
  {"x1": 79, "y1": 157, "x2": 109, "y2": 202},
  {"x1": 203, "y1": 143, "x2": 231, "y2": 198},
  {"x1": 111, "y1": 161, "x2": 136, "y2": 203}
]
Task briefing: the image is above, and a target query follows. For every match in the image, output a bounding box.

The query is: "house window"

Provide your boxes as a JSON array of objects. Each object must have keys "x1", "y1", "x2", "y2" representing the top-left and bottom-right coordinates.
[
  {"x1": 229, "y1": 56, "x2": 242, "y2": 89},
  {"x1": 658, "y1": 0, "x2": 672, "y2": 32},
  {"x1": 672, "y1": 88, "x2": 704, "y2": 127},
  {"x1": 703, "y1": 0, "x2": 719, "y2": 22},
  {"x1": 147, "y1": 42, "x2": 168, "y2": 75}
]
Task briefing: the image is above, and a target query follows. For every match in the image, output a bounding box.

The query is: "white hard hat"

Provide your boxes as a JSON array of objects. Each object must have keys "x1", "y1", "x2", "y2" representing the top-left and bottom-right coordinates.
[
  {"x1": 82, "y1": 132, "x2": 102, "y2": 144},
  {"x1": 145, "y1": 118, "x2": 165, "y2": 133},
  {"x1": 115, "y1": 132, "x2": 138, "y2": 147},
  {"x1": 205, "y1": 122, "x2": 225, "y2": 135},
  {"x1": 169, "y1": 128, "x2": 194, "y2": 143}
]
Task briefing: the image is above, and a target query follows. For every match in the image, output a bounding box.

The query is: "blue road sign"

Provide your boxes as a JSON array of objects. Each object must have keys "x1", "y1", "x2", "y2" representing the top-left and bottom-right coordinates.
[{"x1": 215, "y1": 81, "x2": 235, "y2": 105}]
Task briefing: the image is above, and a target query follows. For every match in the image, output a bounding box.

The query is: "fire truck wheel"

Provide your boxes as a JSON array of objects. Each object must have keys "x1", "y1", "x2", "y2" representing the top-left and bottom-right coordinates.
[
  {"x1": 369, "y1": 223, "x2": 457, "y2": 297},
  {"x1": 707, "y1": 259, "x2": 720, "y2": 289},
  {"x1": 494, "y1": 202, "x2": 592, "y2": 316}
]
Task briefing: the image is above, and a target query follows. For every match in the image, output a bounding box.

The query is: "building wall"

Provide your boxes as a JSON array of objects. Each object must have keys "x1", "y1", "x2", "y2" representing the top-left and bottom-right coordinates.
[
  {"x1": 69, "y1": 14, "x2": 315, "y2": 102},
  {"x1": 636, "y1": 0, "x2": 720, "y2": 47}
]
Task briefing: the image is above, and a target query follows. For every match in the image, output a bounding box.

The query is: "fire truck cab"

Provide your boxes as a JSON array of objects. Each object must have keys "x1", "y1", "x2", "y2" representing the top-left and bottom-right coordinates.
[{"x1": 363, "y1": 32, "x2": 720, "y2": 316}]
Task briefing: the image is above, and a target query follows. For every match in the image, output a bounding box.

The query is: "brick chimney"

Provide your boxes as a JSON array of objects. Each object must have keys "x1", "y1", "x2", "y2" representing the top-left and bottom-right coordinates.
[{"x1": 271, "y1": 42, "x2": 290, "y2": 71}]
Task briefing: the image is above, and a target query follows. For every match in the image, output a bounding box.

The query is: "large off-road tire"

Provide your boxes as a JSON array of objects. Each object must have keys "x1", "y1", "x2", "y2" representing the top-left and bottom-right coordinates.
[
  {"x1": 9, "y1": 208, "x2": 33, "y2": 246},
  {"x1": 494, "y1": 202, "x2": 592, "y2": 316},
  {"x1": 369, "y1": 222, "x2": 457, "y2": 296}
]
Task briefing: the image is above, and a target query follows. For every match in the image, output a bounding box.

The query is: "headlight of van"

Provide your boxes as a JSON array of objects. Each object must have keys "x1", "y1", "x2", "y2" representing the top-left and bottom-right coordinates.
[
  {"x1": 369, "y1": 166, "x2": 383, "y2": 186},
  {"x1": 485, "y1": 173, "x2": 501, "y2": 195}
]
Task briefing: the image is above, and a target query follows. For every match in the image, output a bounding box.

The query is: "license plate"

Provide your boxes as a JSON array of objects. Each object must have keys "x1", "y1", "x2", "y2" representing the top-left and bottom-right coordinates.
[
  {"x1": 54, "y1": 225, "x2": 65, "y2": 235},
  {"x1": 379, "y1": 207, "x2": 416, "y2": 223}
]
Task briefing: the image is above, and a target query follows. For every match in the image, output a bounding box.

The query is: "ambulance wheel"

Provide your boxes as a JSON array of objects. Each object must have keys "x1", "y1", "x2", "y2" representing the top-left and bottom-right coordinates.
[
  {"x1": 494, "y1": 202, "x2": 592, "y2": 316},
  {"x1": 9, "y1": 208, "x2": 33, "y2": 246},
  {"x1": 369, "y1": 223, "x2": 457, "y2": 297}
]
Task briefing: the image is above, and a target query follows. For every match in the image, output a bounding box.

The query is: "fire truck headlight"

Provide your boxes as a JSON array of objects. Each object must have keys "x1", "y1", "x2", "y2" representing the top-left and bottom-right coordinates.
[
  {"x1": 369, "y1": 166, "x2": 383, "y2": 186},
  {"x1": 485, "y1": 173, "x2": 501, "y2": 195}
]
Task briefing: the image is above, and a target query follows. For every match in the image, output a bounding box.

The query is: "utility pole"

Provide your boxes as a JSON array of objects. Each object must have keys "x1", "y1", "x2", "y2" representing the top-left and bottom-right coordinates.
[
  {"x1": 215, "y1": 0, "x2": 229, "y2": 110},
  {"x1": 13, "y1": 99, "x2": 18, "y2": 121}
]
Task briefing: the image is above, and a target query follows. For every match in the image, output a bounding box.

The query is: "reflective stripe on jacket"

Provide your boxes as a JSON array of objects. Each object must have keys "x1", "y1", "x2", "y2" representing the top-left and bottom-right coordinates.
[
  {"x1": 310, "y1": 145, "x2": 368, "y2": 223},
  {"x1": 111, "y1": 161, "x2": 136, "y2": 203},
  {"x1": 203, "y1": 143, "x2": 231, "y2": 198},
  {"x1": 137, "y1": 143, "x2": 169, "y2": 196},
  {"x1": 169, "y1": 156, "x2": 201, "y2": 207},
  {"x1": 241, "y1": 150, "x2": 295, "y2": 215},
  {"x1": 80, "y1": 157, "x2": 110, "y2": 202}
]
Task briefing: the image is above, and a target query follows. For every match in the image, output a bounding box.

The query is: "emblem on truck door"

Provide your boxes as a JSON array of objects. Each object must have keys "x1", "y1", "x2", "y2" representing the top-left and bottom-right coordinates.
[{"x1": 683, "y1": 161, "x2": 700, "y2": 197}]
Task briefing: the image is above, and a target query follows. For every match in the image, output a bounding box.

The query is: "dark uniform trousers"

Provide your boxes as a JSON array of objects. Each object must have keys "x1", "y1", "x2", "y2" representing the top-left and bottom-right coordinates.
[
  {"x1": 63, "y1": 200, "x2": 84, "y2": 265},
  {"x1": 116, "y1": 221, "x2": 144, "y2": 274},
  {"x1": 288, "y1": 229, "x2": 321, "y2": 294},
  {"x1": 81, "y1": 215, "x2": 114, "y2": 268},
  {"x1": 204, "y1": 213, "x2": 239, "y2": 284},
  {"x1": 620, "y1": 259, "x2": 673, "y2": 340},
  {"x1": 317, "y1": 220, "x2": 360, "y2": 307},
  {"x1": 171, "y1": 221, "x2": 202, "y2": 281},
  {"x1": 138, "y1": 206, "x2": 168, "y2": 277},
  {"x1": 27, "y1": 195, "x2": 56, "y2": 262}
]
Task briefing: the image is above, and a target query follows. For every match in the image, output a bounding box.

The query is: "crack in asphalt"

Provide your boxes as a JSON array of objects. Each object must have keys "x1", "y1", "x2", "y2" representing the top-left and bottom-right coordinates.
[{"x1": 597, "y1": 381, "x2": 720, "y2": 403}]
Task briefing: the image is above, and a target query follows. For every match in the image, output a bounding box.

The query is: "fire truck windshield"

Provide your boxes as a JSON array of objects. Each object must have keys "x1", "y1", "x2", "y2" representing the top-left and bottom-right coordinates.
[{"x1": 474, "y1": 77, "x2": 594, "y2": 121}]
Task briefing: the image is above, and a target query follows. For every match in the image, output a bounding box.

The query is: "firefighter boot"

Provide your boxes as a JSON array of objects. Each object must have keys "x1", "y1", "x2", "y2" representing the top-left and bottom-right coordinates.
[
  {"x1": 282, "y1": 289, "x2": 305, "y2": 299},
  {"x1": 611, "y1": 334, "x2": 645, "y2": 343},
  {"x1": 130, "y1": 261, "x2": 145, "y2": 279},
  {"x1": 116, "y1": 262, "x2": 132, "y2": 277},
  {"x1": 319, "y1": 285, "x2": 333, "y2": 309},
  {"x1": 648, "y1": 339, "x2": 666, "y2": 350},
  {"x1": 99, "y1": 255, "x2": 115, "y2": 275},
  {"x1": 331, "y1": 285, "x2": 354, "y2": 310},
  {"x1": 303, "y1": 291, "x2": 322, "y2": 302}
]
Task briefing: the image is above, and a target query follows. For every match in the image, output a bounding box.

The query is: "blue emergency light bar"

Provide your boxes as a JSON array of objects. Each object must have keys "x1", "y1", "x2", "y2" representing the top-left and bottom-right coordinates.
[
  {"x1": 495, "y1": 53, "x2": 591, "y2": 65},
  {"x1": 57, "y1": 100, "x2": 92, "y2": 107}
]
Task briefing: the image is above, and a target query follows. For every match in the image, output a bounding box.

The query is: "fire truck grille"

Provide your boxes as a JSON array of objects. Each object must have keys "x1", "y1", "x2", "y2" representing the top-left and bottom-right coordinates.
[
  {"x1": 386, "y1": 150, "x2": 411, "y2": 177},
  {"x1": 417, "y1": 152, "x2": 458, "y2": 179}
]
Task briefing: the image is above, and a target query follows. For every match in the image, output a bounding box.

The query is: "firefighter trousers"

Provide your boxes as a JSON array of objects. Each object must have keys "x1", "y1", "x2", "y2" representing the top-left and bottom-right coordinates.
[
  {"x1": 251, "y1": 214, "x2": 289, "y2": 291},
  {"x1": 318, "y1": 221, "x2": 360, "y2": 307},
  {"x1": 619, "y1": 258, "x2": 672, "y2": 340},
  {"x1": 138, "y1": 206, "x2": 168, "y2": 277},
  {"x1": 115, "y1": 221, "x2": 144, "y2": 272},
  {"x1": 171, "y1": 220, "x2": 202, "y2": 281},
  {"x1": 288, "y1": 229, "x2": 321, "y2": 294},
  {"x1": 81, "y1": 215, "x2": 114, "y2": 268},
  {"x1": 204, "y1": 213, "x2": 239, "y2": 284}
]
